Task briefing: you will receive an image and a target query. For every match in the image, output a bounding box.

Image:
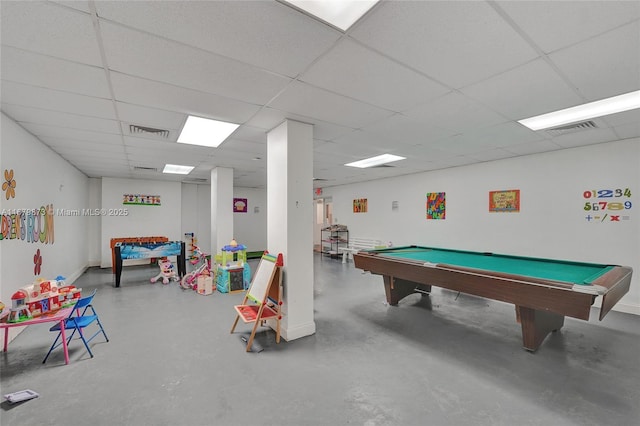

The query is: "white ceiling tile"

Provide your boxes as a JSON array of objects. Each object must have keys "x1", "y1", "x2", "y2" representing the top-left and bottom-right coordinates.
[
  {"x1": 403, "y1": 92, "x2": 508, "y2": 133},
  {"x1": 315, "y1": 139, "x2": 381, "y2": 159},
  {"x1": 115, "y1": 102, "x2": 186, "y2": 131},
  {"x1": 100, "y1": 22, "x2": 292, "y2": 105},
  {"x1": 549, "y1": 21, "x2": 640, "y2": 100},
  {"x1": 20, "y1": 123, "x2": 123, "y2": 145},
  {"x1": 467, "y1": 148, "x2": 518, "y2": 162},
  {"x1": 612, "y1": 121, "x2": 640, "y2": 140},
  {"x1": 351, "y1": 1, "x2": 538, "y2": 88},
  {"x1": 1, "y1": 81, "x2": 116, "y2": 119},
  {"x1": 4, "y1": 104, "x2": 120, "y2": 134},
  {"x1": 49, "y1": 1, "x2": 91, "y2": 14},
  {"x1": 358, "y1": 114, "x2": 455, "y2": 147},
  {"x1": 269, "y1": 81, "x2": 393, "y2": 128},
  {"x1": 0, "y1": 1, "x2": 102, "y2": 66},
  {"x1": 126, "y1": 148, "x2": 201, "y2": 165},
  {"x1": 300, "y1": 38, "x2": 449, "y2": 111},
  {"x1": 497, "y1": 0, "x2": 640, "y2": 54},
  {"x1": 109, "y1": 72, "x2": 261, "y2": 124},
  {"x1": 504, "y1": 139, "x2": 564, "y2": 156},
  {"x1": 55, "y1": 148, "x2": 128, "y2": 161},
  {"x1": 602, "y1": 109, "x2": 640, "y2": 129},
  {"x1": 429, "y1": 121, "x2": 544, "y2": 155},
  {"x1": 41, "y1": 137, "x2": 126, "y2": 153},
  {"x1": 460, "y1": 59, "x2": 583, "y2": 120},
  {"x1": 551, "y1": 127, "x2": 621, "y2": 148},
  {"x1": 1, "y1": 47, "x2": 110, "y2": 98},
  {"x1": 94, "y1": 0, "x2": 341, "y2": 77},
  {"x1": 123, "y1": 136, "x2": 212, "y2": 156}
]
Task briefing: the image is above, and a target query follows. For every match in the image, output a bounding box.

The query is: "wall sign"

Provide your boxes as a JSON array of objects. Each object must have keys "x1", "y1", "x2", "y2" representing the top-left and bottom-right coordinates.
[
  {"x1": 0, "y1": 205, "x2": 55, "y2": 243},
  {"x1": 583, "y1": 188, "x2": 632, "y2": 223},
  {"x1": 489, "y1": 189, "x2": 520, "y2": 213},
  {"x1": 234, "y1": 198, "x2": 248, "y2": 213},
  {"x1": 426, "y1": 192, "x2": 445, "y2": 219},
  {"x1": 123, "y1": 194, "x2": 161, "y2": 206},
  {"x1": 353, "y1": 198, "x2": 368, "y2": 213}
]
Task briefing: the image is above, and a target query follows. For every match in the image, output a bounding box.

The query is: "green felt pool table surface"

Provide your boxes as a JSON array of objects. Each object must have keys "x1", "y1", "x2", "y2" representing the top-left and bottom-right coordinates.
[{"x1": 371, "y1": 246, "x2": 613, "y2": 286}]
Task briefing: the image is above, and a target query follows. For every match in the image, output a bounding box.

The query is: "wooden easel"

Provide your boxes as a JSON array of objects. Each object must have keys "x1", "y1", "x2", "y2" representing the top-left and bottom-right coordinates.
[{"x1": 230, "y1": 253, "x2": 283, "y2": 352}]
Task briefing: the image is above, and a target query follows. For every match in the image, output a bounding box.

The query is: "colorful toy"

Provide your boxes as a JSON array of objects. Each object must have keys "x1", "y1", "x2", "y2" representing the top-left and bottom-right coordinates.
[
  {"x1": 7, "y1": 277, "x2": 82, "y2": 323},
  {"x1": 216, "y1": 239, "x2": 251, "y2": 293},
  {"x1": 8, "y1": 290, "x2": 32, "y2": 323},
  {"x1": 181, "y1": 246, "x2": 214, "y2": 291},
  {"x1": 150, "y1": 258, "x2": 179, "y2": 284}
]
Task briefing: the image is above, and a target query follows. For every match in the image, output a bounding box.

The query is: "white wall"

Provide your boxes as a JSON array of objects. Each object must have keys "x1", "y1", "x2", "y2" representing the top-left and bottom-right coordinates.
[
  {"x1": 181, "y1": 183, "x2": 211, "y2": 253},
  {"x1": 100, "y1": 177, "x2": 182, "y2": 268},
  {"x1": 0, "y1": 112, "x2": 89, "y2": 312},
  {"x1": 322, "y1": 139, "x2": 640, "y2": 315}
]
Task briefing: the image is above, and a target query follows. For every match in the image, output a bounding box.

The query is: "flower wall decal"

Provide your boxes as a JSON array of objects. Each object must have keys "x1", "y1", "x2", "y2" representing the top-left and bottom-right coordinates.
[
  {"x1": 34, "y1": 248, "x2": 42, "y2": 275},
  {"x1": 3, "y1": 169, "x2": 16, "y2": 200}
]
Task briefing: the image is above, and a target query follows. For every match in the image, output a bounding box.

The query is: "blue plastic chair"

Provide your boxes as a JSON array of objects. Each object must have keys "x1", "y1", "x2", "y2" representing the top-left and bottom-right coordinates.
[{"x1": 42, "y1": 289, "x2": 109, "y2": 363}]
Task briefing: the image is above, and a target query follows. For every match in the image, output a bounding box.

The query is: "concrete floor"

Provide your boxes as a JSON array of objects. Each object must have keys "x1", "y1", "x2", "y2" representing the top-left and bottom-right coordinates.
[{"x1": 1, "y1": 253, "x2": 639, "y2": 426}]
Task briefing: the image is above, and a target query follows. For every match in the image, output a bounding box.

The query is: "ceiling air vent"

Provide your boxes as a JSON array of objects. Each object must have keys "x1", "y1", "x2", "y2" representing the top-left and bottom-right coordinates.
[
  {"x1": 129, "y1": 124, "x2": 170, "y2": 139},
  {"x1": 132, "y1": 166, "x2": 158, "y2": 173},
  {"x1": 546, "y1": 120, "x2": 598, "y2": 136},
  {"x1": 183, "y1": 178, "x2": 208, "y2": 183},
  {"x1": 372, "y1": 164, "x2": 395, "y2": 168}
]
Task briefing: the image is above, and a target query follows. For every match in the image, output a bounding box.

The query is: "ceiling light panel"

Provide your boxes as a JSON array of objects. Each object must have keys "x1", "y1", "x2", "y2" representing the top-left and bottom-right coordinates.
[
  {"x1": 518, "y1": 90, "x2": 640, "y2": 131},
  {"x1": 163, "y1": 164, "x2": 194, "y2": 174},
  {"x1": 177, "y1": 115, "x2": 240, "y2": 148},
  {"x1": 345, "y1": 154, "x2": 406, "y2": 168},
  {"x1": 282, "y1": 0, "x2": 380, "y2": 31}
]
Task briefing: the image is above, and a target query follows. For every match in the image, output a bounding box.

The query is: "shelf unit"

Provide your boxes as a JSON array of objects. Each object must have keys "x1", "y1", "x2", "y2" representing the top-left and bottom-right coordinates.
[{"x1": 321, "y1": 228, "x2": 349, "y2": 258}]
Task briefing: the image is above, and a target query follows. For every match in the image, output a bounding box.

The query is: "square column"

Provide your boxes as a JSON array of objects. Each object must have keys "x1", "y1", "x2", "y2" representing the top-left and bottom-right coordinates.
[
  {"x1": 267, "y1": 120, "x2": 316, "y2": 341},
  {"x1": 211, "y1": 167, "x2": 234, "y2": 256}
]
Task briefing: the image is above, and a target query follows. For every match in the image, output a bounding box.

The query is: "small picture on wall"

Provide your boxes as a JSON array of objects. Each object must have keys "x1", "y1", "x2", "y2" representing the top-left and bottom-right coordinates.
[
  {"x1": 353, "y1": 198, "x2": 368, "y2": 213},
  {"x1": 123, "y1": 194, "x2": 161, "y2": 206},
  {"x1": 489, "y1": 189, "x2": 520, "y2": 213},
  {"x1": 234, "y1": 198, "x2": 248, "y2": 213},
  {"x1": 426, "y1": 192, "x2": 446, "y2": 219}
]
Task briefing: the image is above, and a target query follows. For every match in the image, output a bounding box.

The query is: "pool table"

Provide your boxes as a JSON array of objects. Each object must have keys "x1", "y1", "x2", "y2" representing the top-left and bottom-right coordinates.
[{"x1": 353, "y1": 246, "x2": 632, "y2": 352}]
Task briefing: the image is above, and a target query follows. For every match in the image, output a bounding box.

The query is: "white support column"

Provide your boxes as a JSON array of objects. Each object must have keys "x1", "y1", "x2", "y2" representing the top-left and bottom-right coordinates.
[
  {"x1": 211, "y1": 167, "x2": 234, "y2": 257},
  {"x1": 267, "y1": 119, "x2": 316, "y2": 341}
]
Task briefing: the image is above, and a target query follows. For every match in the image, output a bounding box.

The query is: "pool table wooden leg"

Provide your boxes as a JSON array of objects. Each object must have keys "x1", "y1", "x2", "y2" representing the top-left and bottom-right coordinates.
[
  {"x1": 383, "y1": 276, "x2": 431, "y2": 305},
  {"x1": 516, "y1": 306, "x2": 565, "y2": 352}
]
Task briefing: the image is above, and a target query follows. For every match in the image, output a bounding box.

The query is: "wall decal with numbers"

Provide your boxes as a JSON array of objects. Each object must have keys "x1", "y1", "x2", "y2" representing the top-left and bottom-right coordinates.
[{"x1": 583, "y1": 188, "x2": 632, "y2": 223}]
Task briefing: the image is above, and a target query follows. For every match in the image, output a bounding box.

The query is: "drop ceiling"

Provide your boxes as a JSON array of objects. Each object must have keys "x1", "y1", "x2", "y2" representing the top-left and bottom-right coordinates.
[{"x1": 1, "y1": 0, "x2": 638, "y2": 188}]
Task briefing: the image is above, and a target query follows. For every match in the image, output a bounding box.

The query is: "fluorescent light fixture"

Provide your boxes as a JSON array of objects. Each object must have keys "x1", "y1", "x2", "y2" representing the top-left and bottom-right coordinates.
[
  {"x1": 345, "y1": 154, "x2": 406, "y2": 168},
  {"x1": 177, "y1": 115, "x2": 239, "y2": 148},
  {"x1": 163, "y1": 164, "x2": 194, "y2": 175},
  {"x1": 518, "y1": 90, "x2": 640, "y2": 131},
  {"x1": 282, "y1": 0, "x2": 379, "y2": 31}
]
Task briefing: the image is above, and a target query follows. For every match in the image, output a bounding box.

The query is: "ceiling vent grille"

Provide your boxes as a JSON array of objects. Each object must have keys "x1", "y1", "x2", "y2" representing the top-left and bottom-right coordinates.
[
  {"x1": 129, "y1": 124, "x2": 170, "y2": 139},
  {"x1": 546, "y1": 120, "x2": 598, "y2": 136},
  {"x1": 132, "y1": 166, "x2": 158, "y2": 172},
  {"x1": 183, "y1": 178, "x2": 208, "y2": 183}
]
